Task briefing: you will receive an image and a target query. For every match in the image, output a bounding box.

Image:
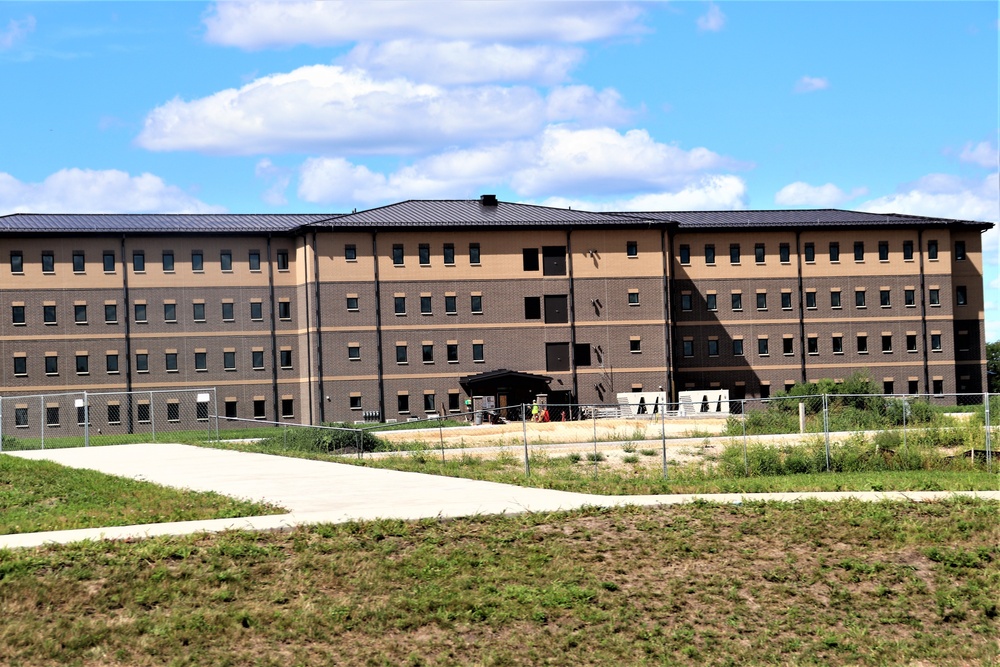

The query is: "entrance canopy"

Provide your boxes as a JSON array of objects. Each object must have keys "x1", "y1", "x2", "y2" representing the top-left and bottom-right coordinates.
[{"x1": 459, "y1": 369, "x2": 552, "y2": 399}]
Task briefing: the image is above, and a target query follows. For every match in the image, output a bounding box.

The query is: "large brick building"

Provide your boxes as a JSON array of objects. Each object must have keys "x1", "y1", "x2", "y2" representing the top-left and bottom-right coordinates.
[{"x1": 0, "y1": 197, "x2": 989, "y2": 425}]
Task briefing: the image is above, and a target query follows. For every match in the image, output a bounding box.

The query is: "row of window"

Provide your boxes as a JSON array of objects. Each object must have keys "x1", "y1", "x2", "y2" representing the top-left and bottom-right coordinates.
[
  {"x1": 681, "y1": 333, "x2": 947, "y2": 358},
  {"x1": 14, "y1": 397, "x2": 294, "y2": 428},
  {"x1": 389, "y1": 342, "x2": 485, "y2": 365},
  {"x1": 392, "y1": 294, "x2": 483, "y2": 316},
  {"x1": 394, "y1": 391, "x2": 463, "y2": 415},
  {"x1": 679, "y1": 286, "x2": 961, "y2": 313},
  {"x1": 678, "y1": 239, "x2": 963, "y2": 265},
  {"x1": 391, "y1": 243, "x2": 481, "y2": 267},
  {"x1": 11, "y1": 349, "x2": 293, "y2": 377},
  {"x1": 10, "y1": 249, "x2": 290, "y2": 274},
  {"x1": 11, "y1": 300, "x2": 291, "y2": 326}
]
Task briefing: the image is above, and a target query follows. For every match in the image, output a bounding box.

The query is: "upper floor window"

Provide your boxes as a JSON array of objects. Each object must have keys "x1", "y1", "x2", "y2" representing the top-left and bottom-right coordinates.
[
  {"x1": 854, "y1": 241, "x2": 864, "y2": 262},
  {"x1": 779, "y1": 243, "x2": 790, "y2": 263},
  {"x1": 927, "y1": 240, "x2": 938, "y2": 260},
  {"x1": 248, "y1": 251, "x2": 260, "y2": 271},
  {"x1": 679, "y1": 244, "x2": 690, "y2": 264},
  {"x1": 754, "y1": 244, "x2": 765, "y2": 263},
  {"x1": 903, "y1": 240, "x2": 914, "y2": 260},
  {"x1": 12, "y1": 305, "x2": 25, "y2": 325},
  {"x1": 955, "y1": 241, "x2": 966, "y2": 260},
  {"x1": 418, "y1": 244, "x2": 431, "y2": 266},
  {"x1": 956, "y1": 285, "x2": 968, "y2": 306},
  {"x1": 73, "y1": 251, "x2": 85, "y2": 273},
  {"x1": 469, "y1": 243, "x2": 481, "y2": 265},
  {"x1": 192, "y1": 251, "x2": 204, "y2": 271},
  {"x1": 160, "y1": 251, "x2": 174, "y2": 273},
  {"x1": 829, "y1": 242, "x2": 840, "y2": 262},
  {"x1": 393, "y1": 245, "x2": 404, "y2": 266},
  {"x1": 344, "y1": 244, "x2": 357, "y2": 261},
  {"x1": 10, "y1": 251, "x2": 23, "y2": 273},
  {"x1": 730, "y1": 244, "x2": 740, "y2": 264},
  {"x1": 250, "y1": 302, "x2": 263, "y2": 320},
  {"x1": 804, "y1": 242, "x2": 815, "y2": 263},
  {"x1": 42, "y1": 251, "x2": 55, "y2": 273},
  {"x1": 443, "y1": 243, "x2": 455, "y2": 265},
  {"x1": 132, "y1": 251, "x2": 145, "y2": 272},
  {"x1": 626, "y1": 241, "x2": 638, "y2": 258},
  {"x1": 103, "y1": 251, "x2": 115, "y2": 272},
  {"x1": 878, "y1": 241, "x2": 889, "y2": 261},
  {"x1": 275, "y1": 249, "x2": 289, "y2": 270},
  {"x1": 471, "y1": 295, "x2": 483, "y2": 313}
]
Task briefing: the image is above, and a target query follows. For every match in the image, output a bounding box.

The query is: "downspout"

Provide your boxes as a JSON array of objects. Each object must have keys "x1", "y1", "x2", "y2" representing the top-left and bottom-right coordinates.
[
  {"x1": 266, "y1": 235, "x2": 279, "y2": 423},
  {"x1": 312, "y1": 230, "x2": 326, "y2": 423},
  {"x1": 567, "y1": 229, "x2": 579, "y2": 402},
  {"x1": 918, "y1": 228, "x2": 930, "y2": 393},
  {"x1": 371, "y1": 231, "x2": 386, "y2": 422},
  {"x1": 795, "y1": 231, "x2": 807, "y2": 383},
  {"x1": 120, "y1": 235, "x2": 134, "y2": 434},
  {"x1": 660, "y1": 225, "x2": 674, "y2": 401},
  {"x1": 303, "y1": 233, "x2": 314, "y2": 424}
]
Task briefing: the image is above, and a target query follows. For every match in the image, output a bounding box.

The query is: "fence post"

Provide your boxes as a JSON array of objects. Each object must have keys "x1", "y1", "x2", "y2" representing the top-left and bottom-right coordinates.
[
  {"x1": 439, "y1": 416, "x2": 445, "y2": 465},
  {"x1": 592, "y1": 405, "x2": 598, "y2": 475},
  {"x1": 40, "y1": 395, "x2": 45, "y2": 450},
  {"x1": 84, "y1": 391, "x2": 89, "y2": 447},
  {"x1": 150, "y1": 391, "x2": 156, "y2": 443},
  {"x1": 902, "y1": 395, "x2": 908, "y2": 460},
  {"x1": 823, "y1": 393, "x2": 830, "y2": 472},
  {"x1": 0, "y1": 396, "x2": 4, "y2": 452},
  {"x1": 214, "y1": 389, "x2": 220, "y2": 441},
  {"x1": 984, "y1": 392, "x2": 992, "y2": 473},
  {"x1": 660, "y1": 399, "x2": 667, "y2": 480},
  {"x1": 521, "y1": 403, "x2": 530, "y2": 477},
  {"x1": 742, "y1": 399, "x2": 748, "y2": 476}
]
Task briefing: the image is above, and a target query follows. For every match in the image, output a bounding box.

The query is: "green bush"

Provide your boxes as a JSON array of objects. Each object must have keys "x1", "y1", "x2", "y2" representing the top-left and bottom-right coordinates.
[{"x1": 260, "y1": 424, "x2": 384, "y2": 453}]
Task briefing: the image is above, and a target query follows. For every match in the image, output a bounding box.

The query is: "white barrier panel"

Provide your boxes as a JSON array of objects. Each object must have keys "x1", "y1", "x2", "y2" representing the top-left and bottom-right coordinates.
[{"x1": 678, "y1": 389, "x2": 730, "y2": 416}]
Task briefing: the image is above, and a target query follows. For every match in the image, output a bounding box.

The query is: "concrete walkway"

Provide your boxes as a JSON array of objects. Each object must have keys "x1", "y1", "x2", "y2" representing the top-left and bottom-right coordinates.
[{"x1": 3, "y1": 443, "x2": 998, "y2": 550}]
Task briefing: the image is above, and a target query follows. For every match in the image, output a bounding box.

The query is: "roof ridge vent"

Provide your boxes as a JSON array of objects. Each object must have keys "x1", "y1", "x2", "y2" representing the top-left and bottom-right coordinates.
[{"x1": 480, "y1": 194, "x2": 498, "y2": 207}]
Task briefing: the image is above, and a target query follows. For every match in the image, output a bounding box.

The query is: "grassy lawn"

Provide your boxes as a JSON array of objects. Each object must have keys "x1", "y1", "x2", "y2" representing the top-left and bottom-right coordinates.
[
  {"x1": 0, "y1": 499, "x2": 996, "y2": 666},
  {"x1": 0, "y1": 455, "x2": 284, "y2": 535}
]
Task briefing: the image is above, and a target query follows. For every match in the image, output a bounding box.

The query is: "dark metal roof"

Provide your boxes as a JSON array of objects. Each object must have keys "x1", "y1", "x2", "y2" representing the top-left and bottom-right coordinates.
[
  {"x1": 613, "y1": 208, "x2": 993, "y2": 230},
  {"x1": 310, "y1": 199, "x2": 650, "y2": 229},
  {"x1": 459, "y1": 368, "x2": 553, "y2": 387},
  {"x1": 0, "y1": 213, "x2": 343, "y2": 234}
]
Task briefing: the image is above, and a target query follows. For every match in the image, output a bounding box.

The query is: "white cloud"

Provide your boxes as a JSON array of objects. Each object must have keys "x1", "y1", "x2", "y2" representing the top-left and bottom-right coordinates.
[
  {"x1": 539, "y1": 176, "x2": 749, "y2": 212},
  {"x1": 342, "y1": 40, "x2": 584, "y2": 85},
  {"x1": 774, "y1": 181, "x2": 867, "y2": 207},
  {"x1": 794, "y1": 76, "x2": 829, "y2": 93},
  {"x1": 0, "y1": 15, "x2": 35, "y2": 49},
  {"x1": 960, "y1": 140, "x2": 999, "y2": 168},
  {"x1": 136, "y1": 65, "x2": 630, "y2": 156},
  {"x1": 696, "y1": 3, "x2": 726, "y2": 32},
  {"x1": 254, "y1": 158, "x2": 292, "y2": 206},
  {"x1": 203, "y1": 1, "x2": 646, "y2": 50},
  {"x1": 0, "y1": 168, "x2": 224, "y2": 214},
  {"x1": 859, "y1": 172, "x2": 1000, "y2": 223}
]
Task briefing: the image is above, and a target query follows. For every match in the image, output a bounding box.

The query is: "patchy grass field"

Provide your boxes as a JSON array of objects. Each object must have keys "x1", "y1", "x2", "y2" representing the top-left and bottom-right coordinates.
[
  {"x1": 0, "y1": 455, "x2": 283, "y2": 534},
  {"x1": 0, "y1": 499, "x2": 997, "y2": 666}
]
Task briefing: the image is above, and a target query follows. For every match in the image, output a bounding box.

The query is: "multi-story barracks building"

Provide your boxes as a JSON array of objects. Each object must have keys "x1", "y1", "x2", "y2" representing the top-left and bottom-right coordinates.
[{"x1": 0, "y1": 196, "x2": 990, "y2": 425}]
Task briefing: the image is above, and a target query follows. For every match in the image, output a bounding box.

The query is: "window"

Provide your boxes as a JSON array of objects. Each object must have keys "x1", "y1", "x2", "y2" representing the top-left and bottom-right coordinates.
[
  {"x1": 218, "y1": 302, "x2": 233, "y2": 321},
  {"x1": 10, "y1": 251, "x2": 22, "y2": 273},
  {"x1": 682, "y1": 340, "x2": 694, "y2": 357},
  {"x1": 524, "y1": 297, "x2": 541, "y2": 319},
  {"x1": 546, "y1": 342, "x2": 570, "y2": 371},
  {"x1": 167, "y1": 403, "x2": 180, "y2": 422},
  {"x1": 679, "y1": 244, "x2": 690, "y2": 264},
  {"x1": 469, "y1": 243, "x2": 481, "y2": 264},
  {"x1": 422, "y1": 344, "x2": 434, "y2": 363},
  {"x1": 731, "y1": 293, "x2": 742, "y2": 311},
  {"x1": 470, "y1": 295, "x2": 483, "y2": 313},
  {"x1": 956, "y1": 286, "x2": 967, "y2": 306},
  {"x1": 779, "y1": 243, "x2": 790, "y2": 263},
  {"x1": 756, "y1": 292, "x2": 767, "y2": 310},
  {"x1": 708, "y1": 339, "x2": 719, "y2": 356},
  {"x1": 758, "y1": 338, "x2": 769, "y2": 356},
  {"x1": 448, "y1": 393, "x2": 461, "y2": 412},
  {"x1": 165, "y1": 352, "x2": 178, "y2": 371},
  {"x1": 544, "y1": 295, "x2": 569, "y2": 323},
  {"x1": 878, "y1": 241, "x2": 889, "y2": 261},
  {"x1": 831, "y1": 290, "x2": 842, "y2": 308},
  {"x1": 542, "y1": 246, "x2": 567, "y2": 275},
  {"x1": 74, "y1": 305, "x2": 87, "y2": 324},
  {"x1": 106, "y1": 354, "x2": 118, "y2": 373},
  {"x1": 15, "y1": 407, "x2": 28, "y2": 427},
  {"x1": 903, "y1": 240, "x2": 914, "y2": 260},
  {"x1": 278, "y1": 301, "x2": 291, "y2": 320},
  {"x1": 680, "y1": 294, "x2": 692, "y2": 311},
  {"x1": 933, "y1": 379, "x2": 943, "y2": 395},
  {"x1": 443, "y1": 243, "x2": 455, "y2": 265},
  {"x1": 807, "y1": 337, "x2": 818, "y2": 355},
  {"x1": 43, "y1": 305, "x2": 56, "y2": 324},
  {"x1": 574, "y1": 343, "x2": 591, "y2": 366},
  {"x1": 927, "y1": 240, "x2": 938, "y2": 260},
  {"x1": 931, "y1": 334, "x2": 942, "y2": 351},
  {"x1": 883, "y1": 381, "x2": 894, "y2": 396},
  {"x1": 197, "y1": 401, "x2": 209, "y2": 421},
  {"x1": 225, "y1": 400, "x2": 238, "y2": 419},
  {"x1": 732, "y1": 339, "x2": 744, "y2": 356},
  {"x1": 45, "y1": 355, "x2": 58, "y2": 375},
  {"x1": 882, "y1": 335, "x2": 892, "y2": 353},
  {"x1": 13, "y1": 357, "x2": 26, "y2": 376},
  {"x1": 224, "y1": 351, "x2": 236, "y2": 370},
  {"x1": 629, "y1": 338, "x2": 642, "y2": 353},
  {"x1": 908, "y1": 379, "x2": 919, "y2": 395},
  {"x1": 253, "y1": 350, "x2": 266, "y2": 368},
  {"x1": 929, "y1": 288, "x2": 940, "y2": 306},
  {"x1": 137, "y1": 403, "x2": 151, "y2": 423},
  {"x1": 280, "y1": 349, "x2": 293, "y2": 369},
  {"x1": 164, "y1": 303, "x2": 176, "y2": 322},
  {"x1": 445, "y1": 295, "x2": 457, "y2": 314},
  {"x1": 880, "y1": 290, "x2": 891, "y2": 307},
  {"x1": 192, "y1": 251, "x2": 204, "y2": 271},
  {"x1": 424, "y1": 394, "x2": 436, "y2": 413},
  {"x1": 397, "y1": 394, "x2": 410, "y2": 413},
  {"x1": 857, "y1": 335, "x2": 868, "y2": 354},
  {"x1": 136, "y1": 353, "x2": 148, "y2": 372},
  {"x1": 832, "y1": 335, "x2": 843, "y2": 354},
  {"x1": 104, "y1": 304, "x2": 117, "y2": 323},
  {"x1": 730, "y1": 244, "x2": 740, "y2": 264},
  {"x1": 418, "y1": 244, "x2": 431, "y2": 266},
  {"x1": 248, "y1": 251, "x2": 260, "y2": 271},
  {"x1": 132, "y1": 251, "x2": 145, "y2": 272},
  {"x1": 392, "y1": 245, "x2": 405, "y2": 266},
  {"x1": 955, "y1": 240, "x2": 966, "y2": 260},
  {"x1": 276, "y1": 250, "x2": 289, "y2": 270},
  {"x1": 855, "y1": 290, "x2": 866, "y2": 308},
  {"x1": 906, "y1": 334, "x2": 917, "y2": 352},
  {"x1": 755, "y1": 244, "x2": 765, "y2": 263},
  {"x1": 195, "y1": 352, "x2": 207, "y2": 371},
  {"x1": 804, "y1": 243, "x2": 815, "y2": 262},
  {"x1": 829, "y1": 242, "x2": 840, "y2": 262},
  {"x1": 805, "y1": 292, "x2": 817, "y2": 309},
  {"x1": 705, "y1": 244, "x2": 716, "y2": 264},
  {"x1": 394, "y1": 296, "x2": 406, "y2": 315},
  {"x1": 345, "y1": 244, "x2": 357, "y2": 261},
  {"x1": 706, "y1": 293, "x2": 716, "y2": 311},
  {"x1": 780, "y1": 292, "x2": 792, "y2": 310},
  {"x1": 107, "y1": 404, "x2": 121, "y2": 425},
  {"x1": 46, "y1": 407, "x2": 59, "y2": 427},
  {"x1": 11, "y1": 305, "x2": 24, "y2": 325},
  {"x1": 396, "y1": 345, "x2": 408, "y2": 364},
  {"x1": 250, "y1": 302, "x2": 263, "y2": 320},
  {"x1": 783, "y1": 338, "x2": 793, "y2": 355},
  {"x1": 447, "y1": 343, "x2": 459, "y2": 362},
  {"x1": 346, "y1": 297, "x2": 359, "y2": 311},
  {"x1": 73, "y1": 251, "x2": 85, "y2": 273},
  {"x1": 103, "y1": 251, "x2": 115, "y2": 272},
  {"x1": 162, "y1": 251, "x2": 175, "y2": 272},
  {"x1": 193, "y1": 302, "x2": 206, "y2": 321},
  {"x1": 905, "y1": 289, "x2": 915, "y2": 307},
  {"x1": 420, "y1": 295, "x2": 432, "y2": 315},
  {"x1": 42, "y1": 251, "x2": 55, "y2": 273},
  {"x1": 254, "y1": 399, "x2": 266, "y2": 420},
  {"x1": 626, "y1": 241, "x2": 638, "y2": 258},
  {"x1": 854, "y1": 241, "x2": 864, "y2": 262}
]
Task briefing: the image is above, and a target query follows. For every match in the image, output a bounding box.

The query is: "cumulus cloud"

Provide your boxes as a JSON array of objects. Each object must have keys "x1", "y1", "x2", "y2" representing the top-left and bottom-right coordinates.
[
  {"x1": 859, "y1": 172, "x2": 999, "y2": 223},
  {"x1": 794, "y1": 76, "x2": 829, "y2": 93},
  {"x1": 539, "y1": 175, "x2": 748, "y2": 212},
  {"x1": 0, "y1": 168, "x2": 224, "y2": 214},
  {"x1": 135, "y1": 65, "x2": 631, "y2": 156},
  {"x1": 960, "y1": 140, "x2": 999, "y2": 168},
  {"x1": 254, "y1": 159, "x2": 292, "y2": 206},
  {"x1": 0, "y1": 15, "x2": 35, "y2": 49},
  {"x1": 203, "y1": 1, "x2": 646, "y2": 50},
  {"x1": 696, "y1": 3, "x2": 726, "y2": 32},
  {"x1": 342, "y1": 40, "x2": 584, "y2": 85},
  {"x1": 774, "y1": 181, "x2": 867, "y2": 207}
]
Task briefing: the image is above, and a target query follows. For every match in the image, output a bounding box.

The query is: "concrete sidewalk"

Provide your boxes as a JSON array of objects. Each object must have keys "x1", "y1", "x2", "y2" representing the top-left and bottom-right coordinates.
[{"x1": 3, "y1": 443, "x2": 998, "y2": 550}]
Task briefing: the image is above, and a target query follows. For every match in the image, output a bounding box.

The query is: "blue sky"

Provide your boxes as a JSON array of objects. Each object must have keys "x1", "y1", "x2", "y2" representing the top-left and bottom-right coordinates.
[{"x1": 1, "y1": 2, "x2": 997, "y2": 326}]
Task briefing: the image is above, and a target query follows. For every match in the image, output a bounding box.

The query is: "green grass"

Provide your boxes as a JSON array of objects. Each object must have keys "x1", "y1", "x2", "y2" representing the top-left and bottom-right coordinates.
[
  {"x1": 0, "y1": 455, "x2": 284, "y2": 534},
  {"x1": 0, "y1": 499, "x2": 996, "y2": 666}
]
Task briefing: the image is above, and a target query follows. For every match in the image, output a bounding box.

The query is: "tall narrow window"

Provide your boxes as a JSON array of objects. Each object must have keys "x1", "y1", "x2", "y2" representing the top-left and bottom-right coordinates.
[
  {"x1": 855, "y1": 290, "x2": 866, "y2": 308},
  {"x1": 705, "y1": 244, "x2": 715, "y2": 264},
  {"x1": 730, "y1": 244, "x2": 741, "y2": 264},
  {"x1": 927, "y1": 240, "x2": 938, "y2": 260},
  {"x1": 903, "y1": 240, "x2": 914, "y2": 260},
  {"x1": 956, "y1": 286, "x2": 967, "y2": 306},
  {"x1": 103, "y1": 251, "x2": 115, "y2": 272},
  {"x1": 42, "y1": 251, "x2": 55, "y2": 273},
  {"x1": 626, "y1": 241, "x2": 638, "y2": 258},
  {"x1": 880, "y1": 290, "x2": 891, "y2": 307},
  {"x1": 758, "y1": 338, "x2": 769, "y2": 356},
  {"x1": 857, "y1": 335, "x2": 868, "y2": 354},
  {"x1": 878, "y1": 241, "x2": 889, "y2": 261},
  {"x1": 162, "y1": 251, "x2": 175, "y2": 272},
  {"x1": 10, "y1": 251, "x2": 23, "y2": 273},
  {"x1": 679, "y1": 244, "x2": 690, "y2": 264},
  {"x1": 191, "y1": 251, "x2": 204, "y2": 271},
  {"x1": 393, "y1": 245, "x2": 405, "y2": 266},
  {"x1": 394, "y1": 296, "x2": 406, "y2": 315},
  {"x1": 276, "y1": 250, "x2": 289, "y2": 270},
  {"x1": 445, "y1": 295, "x2": 457, "y2": 314},
  {"x1": 133, "y1": 251, "x2": 145, "y2": 272},
  {"x1": 443, "y1": 243, "x2": 455, "y2": 265},
  {"x1": 74, "y1": 304, "x2": 87, "y2": 324},
  {"x1": 754, "y1": 244, "x2": 765, "y2": 263},
  {"x1": 73, "y1": 251, "x2": 85, "y2": 272},
  {"x1": 731, "y1": 293, "x2": 742, "y2": 311},
  {"x1": 418, "y1": 244, "x2": 431, "y2": 266},
  {"x1": 854, "y1": 241, "x2": 864, "y2": 261},
  {"x1": 780, "y1": 292, "x2": 792, "y2": 310},
  {"x1": 193, "y1": 302, "x2": 206, "y2": 321},
  {"x1": 472, "y1": 343, "x2": 484, "y2": 362},
  {"x1": 779, "y1": 243, "x2": 790, "y2": 263},
  {"x1": 134, "y1": 303, "x2": 147, "y2": 322},
  {"x1": 955, "y1": 241, "x2": 966, "y2": 260},
  {"x1": 470, "y1": 295, "x2": 483, "y2": 313},
  {"x1": 829, "y1": 242, "x2": 840, "y2": 262},
  {"x1": 804, "y1": 243, "x2": 815, "y2": 262},
  {"x1": 469, "y1": 243, "x2": 481, "y2": 264},
  {"x1": 248, "y1": 251, "x2": 261, "y2": 270}
]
